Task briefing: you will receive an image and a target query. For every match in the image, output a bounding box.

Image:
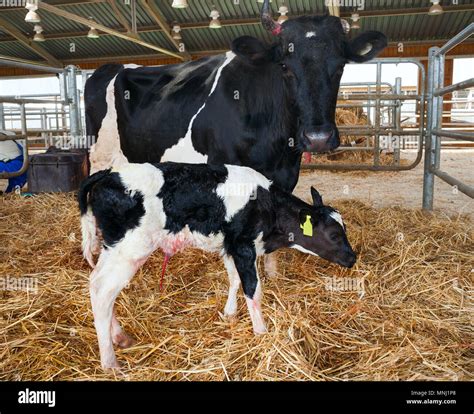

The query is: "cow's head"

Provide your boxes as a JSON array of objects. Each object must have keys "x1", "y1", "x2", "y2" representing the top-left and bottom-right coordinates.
[
  {"x1": 231, "y1": 0, "x2": 387, "y2": 153},
  {"x1": 291, "y1": 187, "x2": 357, "y2": 268}
]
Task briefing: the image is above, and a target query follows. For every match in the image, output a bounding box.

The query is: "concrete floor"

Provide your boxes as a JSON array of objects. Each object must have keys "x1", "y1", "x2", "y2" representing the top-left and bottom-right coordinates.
[{"x1": 295, "y1": 149, "x2": 474, "y2": 220}]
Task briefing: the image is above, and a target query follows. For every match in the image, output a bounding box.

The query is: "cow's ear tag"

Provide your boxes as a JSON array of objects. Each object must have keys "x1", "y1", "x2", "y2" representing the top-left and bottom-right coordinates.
[{"x1": 300, "y1": 215, "x2": 313, "y2": 237}]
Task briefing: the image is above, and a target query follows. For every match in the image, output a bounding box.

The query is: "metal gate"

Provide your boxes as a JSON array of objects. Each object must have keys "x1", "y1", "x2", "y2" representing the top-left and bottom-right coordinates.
[
  {"x1": 422, "y1": 23, "x2": 474, "y2": 210},
  {"x1": 302, "y1": 58, "x2": 426, "y2": 172},
  {"x1": 0, "y1": 60, "x2": 81, "y2": 180}
]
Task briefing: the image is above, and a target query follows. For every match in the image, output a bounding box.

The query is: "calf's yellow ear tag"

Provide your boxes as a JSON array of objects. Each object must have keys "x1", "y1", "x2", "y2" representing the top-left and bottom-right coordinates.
[{"x1": 300, "y1": 215, "x2": 313, "y2": 237}]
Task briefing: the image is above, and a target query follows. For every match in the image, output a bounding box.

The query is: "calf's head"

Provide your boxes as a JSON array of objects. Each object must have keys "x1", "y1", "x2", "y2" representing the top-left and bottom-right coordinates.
[
  {"x1": 232, "y1": 0, "x2": 387, "y2": 153},
  {"x1": 291, "y1": 187, "x2": 356, "y2": 268}
]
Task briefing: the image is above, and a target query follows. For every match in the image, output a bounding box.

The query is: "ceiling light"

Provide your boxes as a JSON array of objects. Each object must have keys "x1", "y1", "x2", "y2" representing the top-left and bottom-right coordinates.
[
  {"x1": 277, "y1": 5, "x2": 289, "y2": 24},
  {"x1": 429, "y1": 0, "x2": 444, "y2": 15},
  {"x1": 25, "y1": 1, "x2": 40, "y2": 23},
  {"x1": 33, "y1": 32, "x2": 45, "y2": 42},
  {"x1": 172, "y1": 0, "x2": 188, "y2": 8},
  {"x1": 171, "y1": 24, "x2": 182, "y2": 40},
  {"x1": 209, "y1": 8, "x2": 221, "y2": 29},
  {"x1": 33, "y1": 24, "x2": 45, "y2": 42},
  {"x1": 87, "y1": 27, "x2": 99, "y2": 39},
  {"x1": 351, "y1": 13, "x2": 360, "y2": 30}
]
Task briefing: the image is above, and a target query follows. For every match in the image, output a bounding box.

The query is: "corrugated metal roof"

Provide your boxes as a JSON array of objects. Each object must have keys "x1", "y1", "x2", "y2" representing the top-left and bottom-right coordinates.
[
  {"x1": 42, "y1": 34, "x2": 160, "y2": 59},
  {"x1": 157, "y1": 0, "x2": 326, "y2": 23},
  {"x1": 0, "y1": 0, "x2": 472, "y2": 66},
  {"x1": 362, "y1": 0, "x2": 472, "y2": 11},
  {"x1": 0, "y1": 40, "x2": 39, "y2": 61}
]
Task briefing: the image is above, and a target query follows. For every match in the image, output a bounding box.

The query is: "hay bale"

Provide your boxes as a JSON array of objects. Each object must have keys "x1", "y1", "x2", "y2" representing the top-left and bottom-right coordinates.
[{"x1": 0, "y1": 193, "x2": 472, "y2": 380}]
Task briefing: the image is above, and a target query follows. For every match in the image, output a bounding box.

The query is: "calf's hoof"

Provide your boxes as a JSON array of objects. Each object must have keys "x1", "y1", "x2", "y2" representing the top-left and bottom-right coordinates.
[
  {"x1": 253, "y1": 325, "x2": 267, "y2": 335},
  {"x1": 101, "y1": 357, "x2": 121, "y2": 371},
  {"x1": 113, "y1": 332, "x2": 136, "y2": 349},
  {"x1": 263, "y1": 255, "x2": 279, "y2": 278},
  {"x1": 223, "y1": 307, "x2": 238, "y2": 319}
]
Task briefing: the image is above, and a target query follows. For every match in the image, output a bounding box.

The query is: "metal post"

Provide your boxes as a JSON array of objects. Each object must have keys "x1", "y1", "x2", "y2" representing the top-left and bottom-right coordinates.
[
  {"x1": 40, "y1": 107, "x2": 47, "y2": 144},
  {"x1": 59, "y1": 69, "x2": 68, "y2": 146},
  {"x1": 434, "y1": 53, "x2": 444, "y2": 170},
  {"x1": 374, "y1": 62, "x2": 382, "y2": 166},
  {"x1": 393, "y1": 77, "x2": 402, "y2": 165},
  {"x1": 0, "y1": 103, "x2": 5, "y2": 130},
  {"x1": 422, "y1": 47, "x2": 442, "y2": 210},
  {"x1": 66, "y1": 65, "x2": 81, "y2": 147}
]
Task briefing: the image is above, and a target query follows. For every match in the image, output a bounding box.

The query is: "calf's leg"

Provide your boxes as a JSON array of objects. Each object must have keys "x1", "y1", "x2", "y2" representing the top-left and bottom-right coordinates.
[
  {"x1": 89, "y1": 245, "x2": 151, "y2": 369},
  {"x1": 264, "y1": 252, "x2": 279, "y2": 278},
  {"x1": 111, "y1": 309, "x2": 135, "y2": 348},
  {"x1": 230, "y1": 246, "x2": 267, "y2": 335},
  {"x1": 222, "y1": 255, "x2": 241, "y2": 317}
]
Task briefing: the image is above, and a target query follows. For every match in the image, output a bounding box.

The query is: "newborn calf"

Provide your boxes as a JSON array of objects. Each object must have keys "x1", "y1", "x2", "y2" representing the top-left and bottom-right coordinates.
[{"x1": 78, "y1": 162, "x2": 356, "y2": 369}]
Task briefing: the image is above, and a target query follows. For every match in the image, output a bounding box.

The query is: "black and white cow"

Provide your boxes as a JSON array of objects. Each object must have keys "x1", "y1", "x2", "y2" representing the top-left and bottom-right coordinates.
[
  {"x1": 85, "y1": 0, "x2": 387, "y2": 192},
  {"x1": 78, "y1": 162, "x2": 356, "y2": 369}
]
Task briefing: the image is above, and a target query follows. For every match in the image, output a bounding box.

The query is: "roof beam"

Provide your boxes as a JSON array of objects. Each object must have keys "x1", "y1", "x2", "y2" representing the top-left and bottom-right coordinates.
[
  {"x1": 0, "y1": 15, "x2": 62, "y2": 67},
  {"x1": 138, "y1": 0, "x2": 191, "y2": 61},
  {"x1": 38, "y1": 1, "x2": 185, "y2": 60},
  {"x1": 106, "y1": 0, "x2": 133, "y2": 35}
]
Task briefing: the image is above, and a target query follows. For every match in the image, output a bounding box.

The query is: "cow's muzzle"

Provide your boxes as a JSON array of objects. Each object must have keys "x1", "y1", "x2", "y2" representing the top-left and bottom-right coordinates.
[
  {"x1": 337, "y1": 250, "x2": 357, "y2": 269},
  {"x1": 303, "y1": 126, "x2": 340, "y2": 153}
]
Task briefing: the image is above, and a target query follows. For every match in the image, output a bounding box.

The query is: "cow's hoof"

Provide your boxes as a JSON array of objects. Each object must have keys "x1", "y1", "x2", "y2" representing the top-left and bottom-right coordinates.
[{"x1": 113, "y1": 332, "x2": 136, "y2": 349}]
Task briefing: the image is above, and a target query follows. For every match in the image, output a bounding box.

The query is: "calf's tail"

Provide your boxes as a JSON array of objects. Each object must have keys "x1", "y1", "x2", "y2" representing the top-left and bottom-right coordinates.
[{"x1": 78, "y1": 169, "x2": 110, "y2": 267}]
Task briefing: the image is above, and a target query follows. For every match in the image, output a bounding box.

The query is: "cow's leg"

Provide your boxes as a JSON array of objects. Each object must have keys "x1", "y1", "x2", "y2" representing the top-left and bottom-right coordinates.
[
  {"x1": 222, "y1": 255, "x2": 241, "y2": 317},
  {"x1": 90, "y1": 246, "x2": 150, "y2": 369},
  {"x1": 264, "y1": 252, "x2": 279, "y2": 278},
  {"x1": 230, "y1": 246, "x2": 267, "y2": 335}
]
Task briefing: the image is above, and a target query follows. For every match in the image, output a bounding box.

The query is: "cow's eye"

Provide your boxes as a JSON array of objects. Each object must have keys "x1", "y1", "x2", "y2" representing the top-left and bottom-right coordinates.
[{"x1": 280, "y1": 63, "x2": 289, "y2": 72}]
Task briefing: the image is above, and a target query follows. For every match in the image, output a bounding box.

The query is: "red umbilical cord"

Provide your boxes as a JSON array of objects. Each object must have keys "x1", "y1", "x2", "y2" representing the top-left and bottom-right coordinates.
[{"x1": 160, "y1": 254, "x2": 171, "y2": 292}]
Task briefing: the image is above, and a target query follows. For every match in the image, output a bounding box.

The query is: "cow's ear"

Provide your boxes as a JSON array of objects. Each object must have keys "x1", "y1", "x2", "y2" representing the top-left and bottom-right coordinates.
[
  {"x1": 345, "y1": 31, "x2": 387, "y2": 63},
  {"x1": 232, "y1": 36, "x2": 270, "y2": 64},
  {"x1": 311, "y1": 187, "x2": 323, "y2": 206}
]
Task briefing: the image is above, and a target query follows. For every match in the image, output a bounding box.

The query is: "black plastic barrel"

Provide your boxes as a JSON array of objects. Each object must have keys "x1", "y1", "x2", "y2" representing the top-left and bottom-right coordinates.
[{"x1": 27, "y1": 147, "x2": 89, "y2": 193}]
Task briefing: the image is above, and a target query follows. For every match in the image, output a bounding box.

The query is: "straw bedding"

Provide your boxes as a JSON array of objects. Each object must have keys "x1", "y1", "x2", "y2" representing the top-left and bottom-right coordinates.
[{"x1": 0, "y1": 192, "x2": 472, "y2": 381}]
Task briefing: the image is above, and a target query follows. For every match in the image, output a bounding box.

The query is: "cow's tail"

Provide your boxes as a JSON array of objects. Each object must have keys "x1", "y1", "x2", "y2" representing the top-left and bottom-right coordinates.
[{"x1": 78, "y1": 169, "x2": 110, "y2": 268}]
